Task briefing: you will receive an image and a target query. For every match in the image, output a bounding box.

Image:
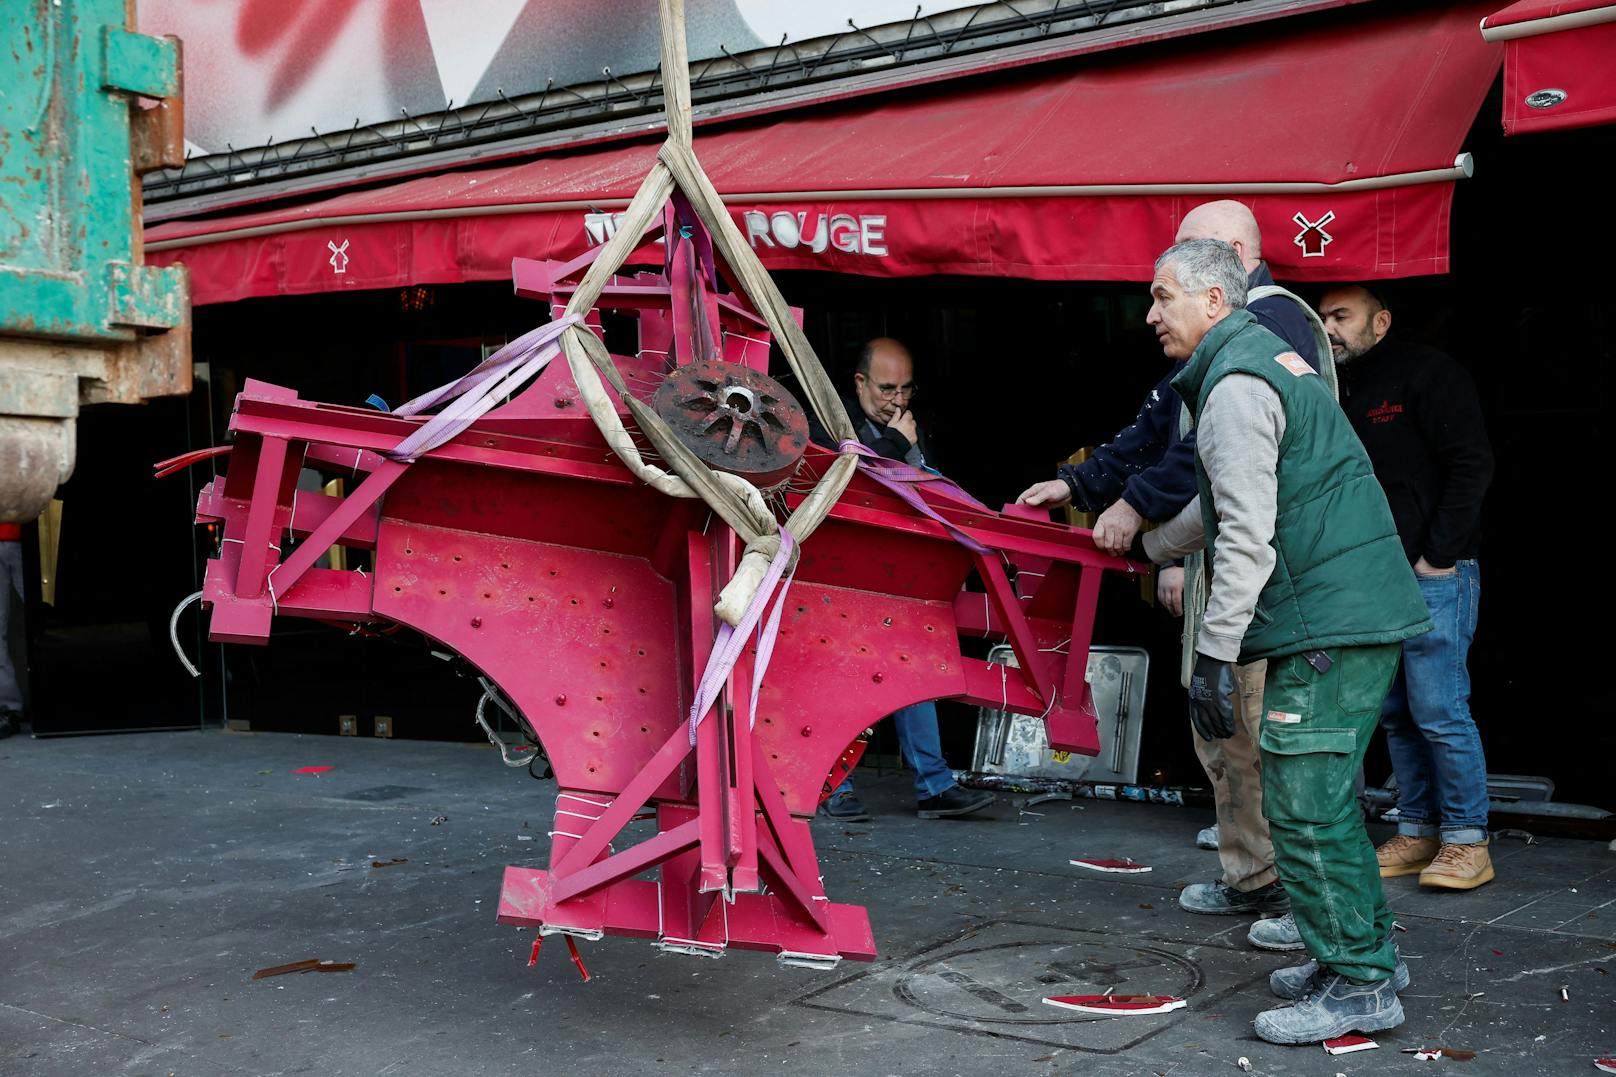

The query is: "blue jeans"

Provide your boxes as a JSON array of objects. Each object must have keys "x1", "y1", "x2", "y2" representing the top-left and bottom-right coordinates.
[
  {"x1": 834, "y1": 701, "x2": 955, "y2": 801},
  {"x1": 1383, "y1": 560, "x2": 1488, "y2": 844}
]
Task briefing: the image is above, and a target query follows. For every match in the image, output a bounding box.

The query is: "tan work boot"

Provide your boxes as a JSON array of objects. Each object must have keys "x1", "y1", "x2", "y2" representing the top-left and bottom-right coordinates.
[
  {"x1": 1419, "y1": 840, "x2": 1495, "y2": 890},
  {"x1": 1376, "y1": 834, "x2": 1440, "y2": 877}
]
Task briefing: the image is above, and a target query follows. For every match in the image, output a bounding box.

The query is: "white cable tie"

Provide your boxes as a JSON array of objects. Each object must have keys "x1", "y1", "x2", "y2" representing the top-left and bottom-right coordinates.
[
  {"x1": 546, "y1": 829, "x2": 587, "y2": 840},
  {"x1": 1038, "y1": 686, "x2": 1059, "y2": 721},
  {"x1": 553, "y1": 808, "x2": 603, "y2": 822},
  {"x1": 168, "y1": 590, "x2": 205, "y2": 678},
  {"x1": 558, "y1": 792, "x2": 613, "y2": 808}
]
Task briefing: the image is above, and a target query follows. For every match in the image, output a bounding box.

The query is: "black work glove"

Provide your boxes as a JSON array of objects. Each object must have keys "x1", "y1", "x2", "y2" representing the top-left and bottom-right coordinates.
[{"x1": 1187, "y1": 651, "x2": 1237, "y2": 740}]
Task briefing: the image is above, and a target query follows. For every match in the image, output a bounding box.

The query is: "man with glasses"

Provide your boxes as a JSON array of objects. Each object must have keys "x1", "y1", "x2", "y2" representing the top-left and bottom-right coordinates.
[{"x1": 809, "y1": 337, "x2": 994, "y2": 822}]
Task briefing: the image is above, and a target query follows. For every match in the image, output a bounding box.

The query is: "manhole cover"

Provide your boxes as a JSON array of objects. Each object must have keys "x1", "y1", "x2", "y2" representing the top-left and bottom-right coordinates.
[{"x1": 796, "y1": 919, "x2": 1274, "y2": 1052}]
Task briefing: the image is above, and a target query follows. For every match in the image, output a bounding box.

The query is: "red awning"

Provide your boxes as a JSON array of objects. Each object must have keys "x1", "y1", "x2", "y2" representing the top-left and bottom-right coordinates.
[
  {"x1": 1481, "y1": 1, "x2": 1616, "y2": 134},
  {"x1": 149, "y1": 2, "x2": 1502, "y2": 305}
]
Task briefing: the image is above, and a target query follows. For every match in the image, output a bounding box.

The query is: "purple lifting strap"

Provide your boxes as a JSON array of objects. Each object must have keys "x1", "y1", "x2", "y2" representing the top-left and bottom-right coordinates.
[
  {"x1": 385, "y1": 315, "x2": 583, "y2": 462},
  {"x1": 687, "y1": 528, "x2": 798, "y2": 746},
  {"x1": 838, "y1": 440, "x2": 992, "y2": 554}
]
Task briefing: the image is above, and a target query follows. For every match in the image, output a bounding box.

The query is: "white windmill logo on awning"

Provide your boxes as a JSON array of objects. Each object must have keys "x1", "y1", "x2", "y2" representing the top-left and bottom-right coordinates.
[{"x1": 328, "y1": 239, "x2": 351, "y2": 274}]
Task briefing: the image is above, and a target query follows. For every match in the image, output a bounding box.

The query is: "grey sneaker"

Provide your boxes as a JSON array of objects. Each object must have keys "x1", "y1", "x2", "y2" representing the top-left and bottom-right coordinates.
[
  {"x1": 1271, "y1": 947, "x2": 1411, "y2": 1001},
  {"x1": 1178, "y1": 879, "x2": 1289, "y2": 916},
  {"x1": 1253, "y1": 972, "x2": 1404, "y2": 1045},
  {"x1": 1195, "y1": 823, "x2": 1220, "y2": 850},
  {"x1": 1247, "y1": 912, "x2": 1306, "y2": 952},
  {"x1": 822, "y1": 791, "x2": 870, "y2": 821}
]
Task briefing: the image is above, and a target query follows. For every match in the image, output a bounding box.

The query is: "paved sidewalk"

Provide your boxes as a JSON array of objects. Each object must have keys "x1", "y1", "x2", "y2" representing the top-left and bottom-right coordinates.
[{"x1": 2, "y1": 730, "x2": 1612, "y2": 1075}]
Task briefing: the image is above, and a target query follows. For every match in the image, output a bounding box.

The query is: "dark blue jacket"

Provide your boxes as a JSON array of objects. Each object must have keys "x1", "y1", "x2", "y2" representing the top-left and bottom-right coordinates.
[{"x1": 1058, "y1": 263, "x2": 1320, "y2": 521}]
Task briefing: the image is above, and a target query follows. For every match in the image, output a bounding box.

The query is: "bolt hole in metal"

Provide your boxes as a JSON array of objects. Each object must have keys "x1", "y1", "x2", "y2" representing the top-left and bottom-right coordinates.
[{"x1": 724, "y1": 385, "x2": 755, "y2": 413}]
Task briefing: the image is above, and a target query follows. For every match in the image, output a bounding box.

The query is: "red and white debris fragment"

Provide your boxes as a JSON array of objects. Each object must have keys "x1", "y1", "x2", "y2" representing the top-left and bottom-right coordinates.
[
  {"x1": 1403, "y1": 1047, "x2": 1478, "y2": 1061},
  {"x1": 1042, "y1": 994, "x2": 1186, "y2": 1015},
  {"x1": 1595, "y1": 1060, "x2": 1616, "y2": 1074},
  {"x1": 1323, "y1": 1034, "x2": 1379, "y2": 1055},
  {"x1": 1068, "y1": 858, "x2": 1152, "y2": 874}
]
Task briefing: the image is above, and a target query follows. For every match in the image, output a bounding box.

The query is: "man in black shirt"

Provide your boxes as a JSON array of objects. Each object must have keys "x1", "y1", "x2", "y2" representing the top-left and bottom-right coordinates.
[{"x1": 1318, "y1": 285, "x2": 1495, "y2": 890}]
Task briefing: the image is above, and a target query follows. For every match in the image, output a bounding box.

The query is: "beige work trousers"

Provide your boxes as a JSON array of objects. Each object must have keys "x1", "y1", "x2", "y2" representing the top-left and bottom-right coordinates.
[{"x1": 1192, "y1": 659, "x2": 1278, "y2": 891}]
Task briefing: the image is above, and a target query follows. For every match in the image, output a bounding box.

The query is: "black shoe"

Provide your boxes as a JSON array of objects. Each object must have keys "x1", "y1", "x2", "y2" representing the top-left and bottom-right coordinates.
[
  {"x1": 0, "y1": 711, "x2": 18, "y2": 740},
  {"x1": 821, "y1": 791, "x2": 871, "y2": 821},
  {"x1": 917, "y1": 786, "x2": 993, "y2": 819}
]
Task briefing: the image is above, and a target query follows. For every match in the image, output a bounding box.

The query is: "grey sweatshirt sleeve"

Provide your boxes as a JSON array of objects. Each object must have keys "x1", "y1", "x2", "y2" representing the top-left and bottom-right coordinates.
[
  {"x1": 1191, "y1": 374, "x2": 1286, "y2": 662},
  {"x1": 1143, "y1": 496, "x2": 1206, "y2": 561}
]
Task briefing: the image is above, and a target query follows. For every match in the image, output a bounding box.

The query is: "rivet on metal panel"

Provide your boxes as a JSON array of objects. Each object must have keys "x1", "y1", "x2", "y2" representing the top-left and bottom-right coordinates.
[
  {"x1": 799, "y1": 726, "x2": 812, "y2": 737},
  {"x1": 471, "y1": 617, "x2": 482, "y2": 628},
  {"x1": 555, "y1": 695, "x2": 567, "y2": 706},
  {"x1": 603, "y1": 597, "x2": 614, "y2": 608},
  {"x1": 871, "y1": 672, "x2": 883, "y2": 684},
  {"x1": 882, "y1": 617, "x2": 893, "y2": 627}
]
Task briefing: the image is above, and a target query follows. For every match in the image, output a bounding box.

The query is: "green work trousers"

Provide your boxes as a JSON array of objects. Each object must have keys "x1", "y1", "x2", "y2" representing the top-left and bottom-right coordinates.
[{"x1": 1259, "y1": 643, "x2": 1402, "y2": 983}]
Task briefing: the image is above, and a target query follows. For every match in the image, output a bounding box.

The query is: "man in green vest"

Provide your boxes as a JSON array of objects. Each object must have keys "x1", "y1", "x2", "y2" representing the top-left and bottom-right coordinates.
[{"x1": 1134, "y1": 238, "x2": 1432, "y2": 1045}]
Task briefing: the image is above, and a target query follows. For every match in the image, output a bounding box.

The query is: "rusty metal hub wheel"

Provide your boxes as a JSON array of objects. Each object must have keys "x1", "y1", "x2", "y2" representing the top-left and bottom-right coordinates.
[{"x1": 651, "y1": 359, "x2": 810, "y2": 488}]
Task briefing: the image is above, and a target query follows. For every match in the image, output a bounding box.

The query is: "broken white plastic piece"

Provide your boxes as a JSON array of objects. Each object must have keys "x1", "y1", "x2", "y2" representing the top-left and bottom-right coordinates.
[
  {"x1": 1042, "y1": 994, "x2": 1185, "y2": 1015},
  {"x1": 655, "y1": 938, "x2": 727, "y2": 959},
  {"x1": 777, "y1": 950, "x2": 842, "y2": 971},
  {"x1": 538, "y1": 924, "x2": 605, "y2": 942}
]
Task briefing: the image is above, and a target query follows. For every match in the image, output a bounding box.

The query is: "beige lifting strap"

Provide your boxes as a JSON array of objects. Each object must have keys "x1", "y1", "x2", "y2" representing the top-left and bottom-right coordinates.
[
  {"x1": 1178, "y1": 286, "x2": 1337, "y2": 687},
  {"x1": 556, "y1": 0, "x2": 858, "y2": 626}
]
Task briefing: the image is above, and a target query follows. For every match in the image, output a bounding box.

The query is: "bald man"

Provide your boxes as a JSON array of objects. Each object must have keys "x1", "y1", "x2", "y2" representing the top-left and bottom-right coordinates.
[{"x1": 1018, "y1": 202, "x2": 1331, "y2": 935}]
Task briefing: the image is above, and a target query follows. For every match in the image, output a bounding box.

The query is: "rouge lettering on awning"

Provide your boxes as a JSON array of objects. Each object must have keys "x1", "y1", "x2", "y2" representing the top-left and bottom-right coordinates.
[{"x1": 742, "y1": 211, "x2": 888, "y2": 257}]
